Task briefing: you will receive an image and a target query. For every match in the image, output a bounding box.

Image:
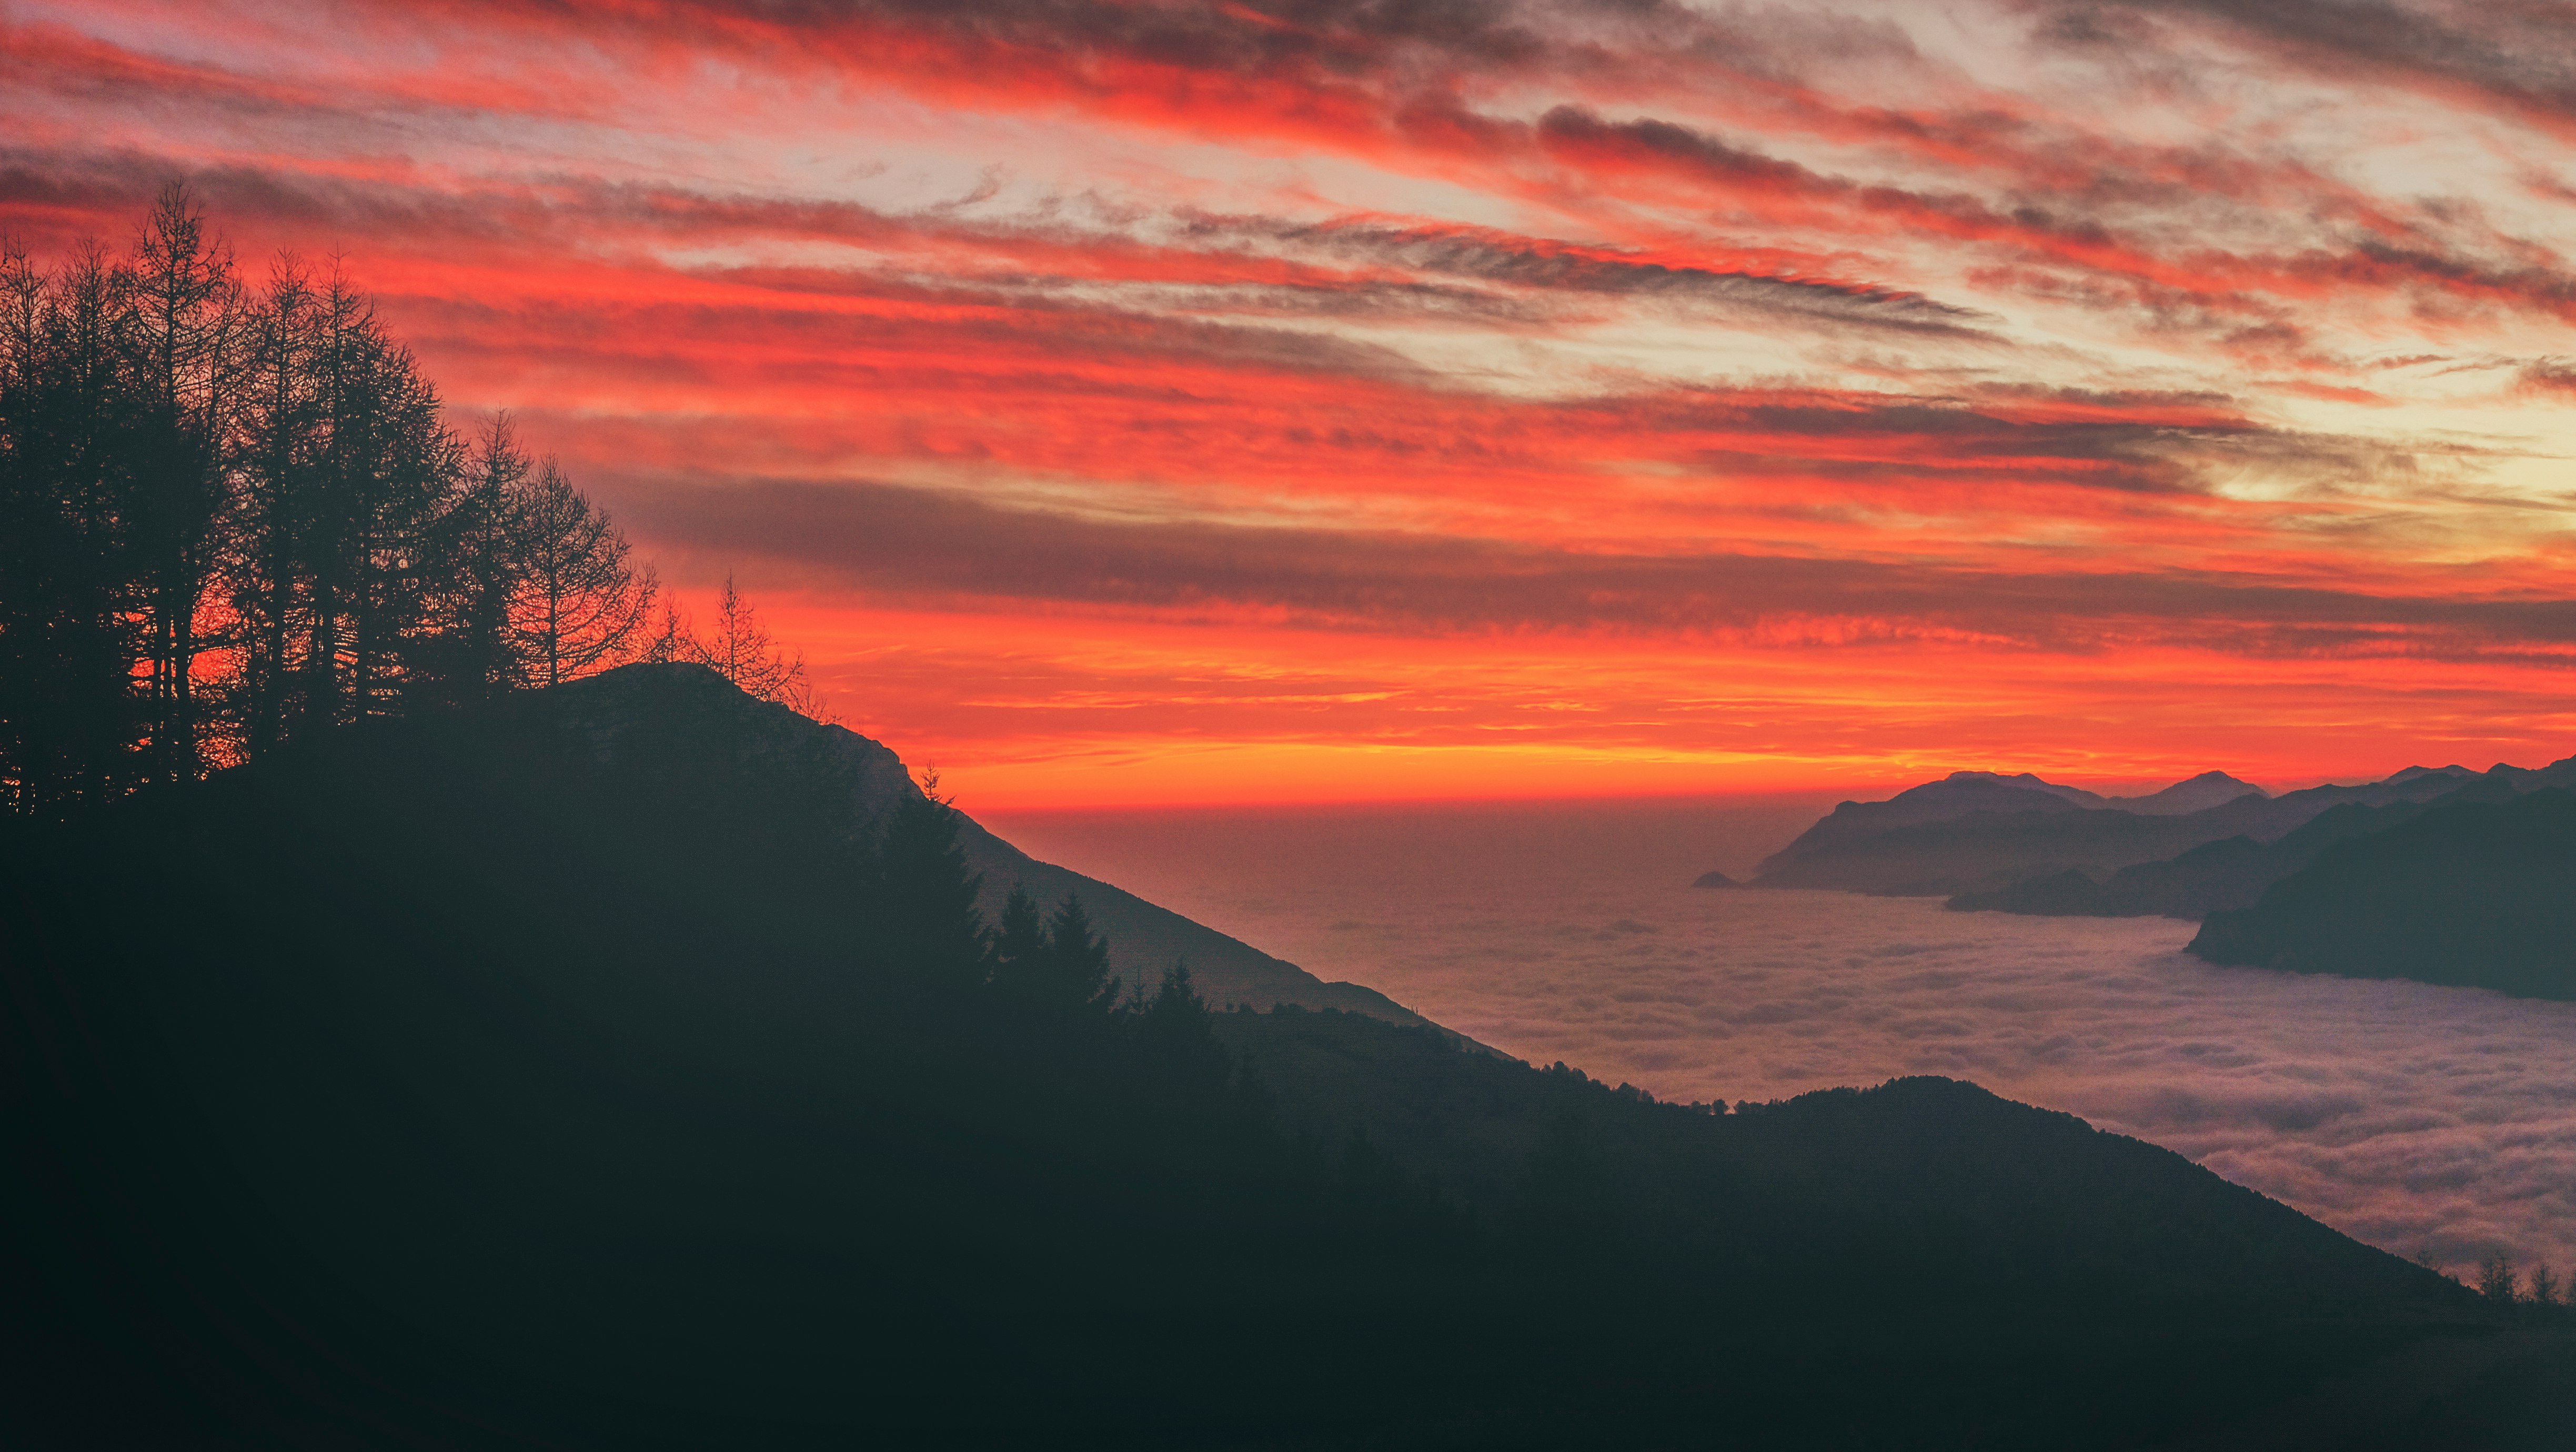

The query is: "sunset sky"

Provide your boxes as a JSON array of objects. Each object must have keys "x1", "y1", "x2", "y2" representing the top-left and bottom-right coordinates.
[{"x1": 13, "y1": 0, "x2": 2576, "y2": 806}]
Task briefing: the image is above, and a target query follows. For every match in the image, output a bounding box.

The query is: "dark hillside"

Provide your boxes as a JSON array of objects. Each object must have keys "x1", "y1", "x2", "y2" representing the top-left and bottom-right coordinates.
[
  {"x1": 1221, "y1": 1009, "x2": 2432, "y2": 1314},
  {"x1": 2, "y1": 675, "x2": 2555, "y2": 1449},
  {"x1": 2190, "y1": 789, "x2": 2576, "y2": 998},
  {"x1": 1, "y1": 687, "x2": 1481, "y2": 1448},
  {"x1": 543, "y1": 665, "x2": 1432, "y2": 1024}
]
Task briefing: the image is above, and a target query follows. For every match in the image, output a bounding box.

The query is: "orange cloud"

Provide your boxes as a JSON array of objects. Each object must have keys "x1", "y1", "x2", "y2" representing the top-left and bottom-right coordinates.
[{"x1": 12, "y1": 0, "x2": 2576, "y2": 804}]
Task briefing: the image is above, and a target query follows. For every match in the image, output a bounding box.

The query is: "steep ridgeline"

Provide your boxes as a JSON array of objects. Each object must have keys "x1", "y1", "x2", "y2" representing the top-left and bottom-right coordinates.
[
  {"x1": 4, "y1": 680, "x2": 2531, "y2": 1449},
  {"x1": 2189, "y1": 788, "x2": 2576, "y2": 999},
  {"x1": 1746, "y1": 763, "x2": 2570, "y2": 903},
  {"x1": 545, "y1": 664, "x2": 1429, "y2": 1024}
]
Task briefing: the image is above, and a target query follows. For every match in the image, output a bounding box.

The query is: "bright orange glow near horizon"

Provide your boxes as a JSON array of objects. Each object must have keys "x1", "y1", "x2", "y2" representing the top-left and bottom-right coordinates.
[{"x1": 15, "y1": 0, "x2": 2576, "y2": 808}]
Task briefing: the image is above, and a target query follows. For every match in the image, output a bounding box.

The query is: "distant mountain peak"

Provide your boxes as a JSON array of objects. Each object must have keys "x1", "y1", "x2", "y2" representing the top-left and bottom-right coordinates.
[
  {"x1": 2106, "y1": 771, "x2": 2268, "y2": 816},
  {"x1": 1941, "y1": 769, "x2": 2100, "y2": 799},
  {"x1": 2388, "y1": 764, "x2": 2477, "y2": 783},
  {"x1": 1931, "y1": 770, "x2": 2133, "y2": 810}
]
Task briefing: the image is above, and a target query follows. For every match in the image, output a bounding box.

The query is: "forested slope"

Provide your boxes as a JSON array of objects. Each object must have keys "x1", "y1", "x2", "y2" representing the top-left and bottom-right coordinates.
[{"x1": 545, "y1": 665, "x2": 1438, "y2": 1025}]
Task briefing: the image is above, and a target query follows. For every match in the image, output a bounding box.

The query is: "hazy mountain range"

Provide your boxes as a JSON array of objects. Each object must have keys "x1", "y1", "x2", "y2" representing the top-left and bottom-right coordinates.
[{"x1": 1728, "y1": 758, "x2": 2576, "y2": 1000}]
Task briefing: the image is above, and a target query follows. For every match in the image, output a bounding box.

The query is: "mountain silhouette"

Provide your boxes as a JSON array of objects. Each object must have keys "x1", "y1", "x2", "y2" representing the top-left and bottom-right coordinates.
[
  {"x1": 1938, "y1": 760, "x2": 2576, "y2": 923},
  {"x1": 1945, "y1": 797, "x2": 2442, "y2": 919},
  {"x1": 2189, "y1": 787, "x2": 2576, "y2": 998},
  {"x1": 2105, "y1": 769, "x2": 2270, "y2": 815},
  {"x1": 547, "y1": 664, "x2": 1437, "y2": 1025},
  {"x1": 1752, "y1": 763, "x2": 2558, "y2": 900},
  {"x1": 5, "y1": 671, "x2": 2564, "y2": 1448}
]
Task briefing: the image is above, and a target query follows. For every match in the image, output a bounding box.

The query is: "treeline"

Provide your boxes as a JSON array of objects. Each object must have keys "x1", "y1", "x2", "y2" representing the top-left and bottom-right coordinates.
[
  {"x1": 0, "y1": 186, "x2": 801, "y2": 818},
  {"x1": 2462, "y1": 1251, "x2": 2576, "y2": 1319}
]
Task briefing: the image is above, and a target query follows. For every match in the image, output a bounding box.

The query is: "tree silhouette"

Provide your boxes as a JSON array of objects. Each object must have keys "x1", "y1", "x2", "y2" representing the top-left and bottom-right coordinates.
[
  {"x1": 641, "y1": 574, "x2": 808, "y2": 710},
  {"x1": 990, "y1": 889, "x2": 1120, "y2": 1017},
  {"x1": 1040, "y1": 892, "x2": 1119, "y2": 1015},
  {"x1": 987, "y1": 883, "x2": 1049, "y2": 1001},
  {"x1": 418, "y1": 414, "x2": 536, "y2": 703},
  {"x1": 1140, "y1": 961, "x2": 1229, "y2": 1092},
  {"x1": 705, "y1": 574, "x2": 808, "y2": 709},
  {"x1": 2477, "y1": 1252, "x2": 2520, "y2": 1304},
  {"x1": 508, "y1": 458, "x2": 656, "y2": 688},
  {"x1": 873, "y1": 775, "x2": 987, "y2": 987},
  {"x1": 226, "y1": 256, "x2": 454, "y2": 747},
  {"x1": 122, "y1": 184, "x2": 238, "y2": 784},
  {"x1": 0, "y1": 236, "x2": 146, "y2": 812},
  {"x1": 0, "y1": 190, "x2": 803, "y2": 815},
  {"x1": 311, "y1": 264, "x2": 455, "y2": 728},
  {"x1": 228, "y1": 250, "x2": 318, "y2": 761}
]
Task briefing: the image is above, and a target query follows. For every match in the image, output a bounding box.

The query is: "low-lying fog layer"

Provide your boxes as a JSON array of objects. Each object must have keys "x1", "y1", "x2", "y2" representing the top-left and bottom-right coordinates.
[{"x1": 988, "y1": 795, "x2": 2576, "y2": 1277}]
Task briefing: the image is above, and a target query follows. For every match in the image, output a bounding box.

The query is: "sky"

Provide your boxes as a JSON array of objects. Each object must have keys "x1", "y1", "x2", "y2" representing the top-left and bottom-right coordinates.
[{"x1": 11, "y1": 0, "x2": 2576, "y2": 807}]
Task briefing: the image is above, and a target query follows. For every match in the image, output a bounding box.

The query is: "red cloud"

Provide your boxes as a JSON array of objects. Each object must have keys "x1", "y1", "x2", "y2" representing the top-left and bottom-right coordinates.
[{"x1": 13, "y1": 1, "x2": 2576, "y2": 799}]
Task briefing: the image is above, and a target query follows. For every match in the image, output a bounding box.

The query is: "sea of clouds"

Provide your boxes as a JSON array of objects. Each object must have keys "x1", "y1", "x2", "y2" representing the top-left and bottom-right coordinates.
[{"x1": 991, "y1": 795, "x2": 2576, "y2": 1278}]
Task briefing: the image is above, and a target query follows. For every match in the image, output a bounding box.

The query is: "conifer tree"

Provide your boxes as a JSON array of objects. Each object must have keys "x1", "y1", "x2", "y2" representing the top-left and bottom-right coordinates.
[
  {"x1": 0, "y1": 191, "x2": 806, "y2": 812},
  {"x1": 873, "y1": 775, "x2": 988, "y2": 987},
  {"x1": 225, "y1": 257, "x2": 454, "y2": 744},
  {"x1": 1139, "y1": 961, "x2": 1229, "y2": 1093},
  {"x1": 1040, "y1": 892, "x2": 1119, "y2": 1015},
  {"x1": 988, "y1": 884, "x2": 1049, "y2": 1001},
  {"x1": 509, "y1": 458, "x2": 655, "y2": 688},
  {"x1": 229, "y1": 253, "x2": 319, "y2": 760},
  {"x1": 0, "y1": 238, "x2": 143, "y2": 811},
  {"x1": 701, "y1": 573, "x2": 809, "y2": 709},
  {"x1": 2477, "y1": 1252, "x2": 2520, "y2": 1304},
  {"x1": 120, "y1": 184, "x2": 239, "y2": 783},
  {"x1": 640, "y1": 598, "x2": 700, "y2": 667},
  {"x1": 305, "y1": 264, "x2": 454, "y2": 727},
  {"x1": 419, "y1": 414, "x2": 534, "y2": 703}
]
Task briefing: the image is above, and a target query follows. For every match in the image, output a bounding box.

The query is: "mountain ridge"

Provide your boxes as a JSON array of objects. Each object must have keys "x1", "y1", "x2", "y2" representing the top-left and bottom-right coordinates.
[
  {"x1": 11, "y1": 663, "x2": 2547, "y2": 1446},
  {"x1": 2187, "y1": 787, "x2": 2576, "y2": 998},
  {"x1": 546, "y1": 664, "x2": 1438, "y2": 1028},
  {"x1": 1744, "y1": 760, "x2": 2569, "y2": 901}
]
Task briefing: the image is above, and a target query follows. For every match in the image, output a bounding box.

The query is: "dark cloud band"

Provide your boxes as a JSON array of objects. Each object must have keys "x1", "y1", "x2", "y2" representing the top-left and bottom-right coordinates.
[{"x1": 608, "y1": 473, "x2": 2576, "y2": 657}]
